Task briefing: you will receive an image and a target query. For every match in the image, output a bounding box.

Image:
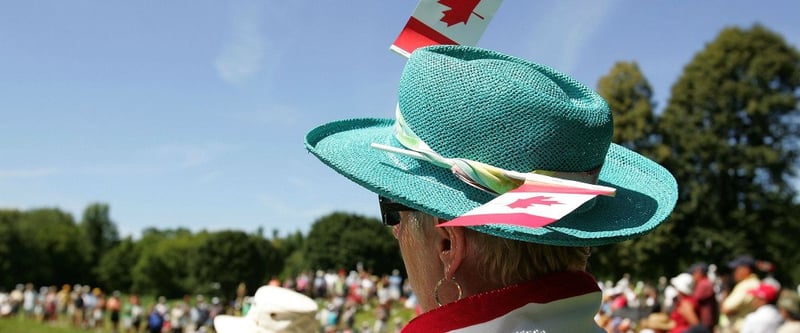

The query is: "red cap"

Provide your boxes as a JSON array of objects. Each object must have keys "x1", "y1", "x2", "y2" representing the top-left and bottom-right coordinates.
[{"x1": 749, "y1": 283, "x2": 778, "y2": 303}]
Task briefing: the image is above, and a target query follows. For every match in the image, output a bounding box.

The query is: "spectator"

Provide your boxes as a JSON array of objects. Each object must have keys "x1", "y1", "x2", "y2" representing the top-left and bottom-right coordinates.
[
  {"x1": 689, "y1": 262, "x2": 719, "y2": 332},
  {"x1": 108, "y1": 290, "x2": 122, "y2": 332},
  {"x1": 741, "y1": 283, "x2": 783, "y2": 333},
  {"x1": 147, "y1": 304, "x2": 164, "y2": 333},
  {"x1": 777, "y1": 290, "x2": 800, "y2": 333},
  {"x1": 722, "y1": 255, "x2": 762, "y2": 333},
  {"x1": 669, "y1": 273, "x2": 701, "y2": 333},
  {"x1": 190, "y1": 294, "x2": 210, "y2": 333},
  {"x1": 22, "y1": 283, "x2": 36, "y2": 318}
]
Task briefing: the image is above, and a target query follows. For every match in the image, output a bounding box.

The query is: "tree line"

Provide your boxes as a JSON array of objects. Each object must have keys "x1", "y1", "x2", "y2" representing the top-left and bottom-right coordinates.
[
  {"x1": 0, "y1": 205, "x2": 402, "y2": 300},
  {"x1": 2, "y1": 23, "x2": 799, "y2": 295}
]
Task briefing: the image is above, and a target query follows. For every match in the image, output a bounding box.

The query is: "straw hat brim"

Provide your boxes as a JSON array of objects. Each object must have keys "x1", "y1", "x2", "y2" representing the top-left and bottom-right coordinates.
[{"x1": 306, "y1": 118, "x2": 678, "y2": 246}]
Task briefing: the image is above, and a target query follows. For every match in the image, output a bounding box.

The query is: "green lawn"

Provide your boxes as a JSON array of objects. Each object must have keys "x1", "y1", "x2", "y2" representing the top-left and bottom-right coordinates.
[
  {"x1": 0, "y1": 301, "x2": 416, "y2": 333},
  {"x1": 0, "y1": 316, "x2": 87, "y2": 333}
]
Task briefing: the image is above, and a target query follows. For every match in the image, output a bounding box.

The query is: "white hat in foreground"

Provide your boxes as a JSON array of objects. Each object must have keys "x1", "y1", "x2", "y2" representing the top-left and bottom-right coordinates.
[{"x1": 214, "y1": 286, "x2": 319, "y2": 333}]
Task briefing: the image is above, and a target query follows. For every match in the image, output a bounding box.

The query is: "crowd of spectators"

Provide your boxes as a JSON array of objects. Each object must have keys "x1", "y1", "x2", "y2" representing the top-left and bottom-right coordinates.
[
  {"x1": 596, "y1": 255, "x2": 800, "y2": 333},
  {"x1": 3, "y1": 255, "x2": 799, "y2": 333},
  {"x1": 0, "y1": 267, "x2": 414, "y2": 333}
]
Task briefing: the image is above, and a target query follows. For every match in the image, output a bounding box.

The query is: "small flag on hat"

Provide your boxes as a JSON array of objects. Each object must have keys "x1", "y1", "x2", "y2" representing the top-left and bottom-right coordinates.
[
  {"x1": 390, "y1": 0, "x2": 504, "y2": 58},
  {"x1": 440, "y1": 181, "x2": 615, "y2": 229}
]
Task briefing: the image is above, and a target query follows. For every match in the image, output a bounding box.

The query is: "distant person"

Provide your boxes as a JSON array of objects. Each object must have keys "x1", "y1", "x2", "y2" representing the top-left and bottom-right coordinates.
[
  {"x1": 122, "y1": 294, "x2": 143, "y2": 333},
  {"x1": 669, "y1": 273, "x2": 702, "y2": 333},
  {"x1": 22, "y1": 283, "x2": 36, "y2": 318},
  {"x1": 777, "y1": 290, "x2": 800, "y2": 333},
  {"x1": 689, "y1": 262, "x2": 719, "y2": 332},
  {"x1": 146, "y1": 304, "x2": 164, "y2": 333},
  {"x1": 741, "y1": 283, "x2": 783, "y2": 333},
  {"x1": 107, "y1": 291, "x2": 122, "y2": 332},
  {"x1": 722, "y1": 255, "x2": 761, "y2": 332},
  {"x1": 214, "y1": 286, "x2": 319, "y2": 333}
]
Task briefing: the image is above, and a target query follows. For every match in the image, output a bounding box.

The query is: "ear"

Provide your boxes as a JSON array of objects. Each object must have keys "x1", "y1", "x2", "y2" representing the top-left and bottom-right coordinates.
[{"x1": 434, "y1": 218, "x2": 467, "y2": 279}]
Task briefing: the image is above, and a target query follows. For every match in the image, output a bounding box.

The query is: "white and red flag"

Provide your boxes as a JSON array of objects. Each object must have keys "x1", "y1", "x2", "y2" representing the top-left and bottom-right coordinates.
[
  {"x1": 440, "y1": 181, "x2": 615, "y2": 229},
  {"x1": 390, "y1": 0, "x2": 504, "y2": 57}
]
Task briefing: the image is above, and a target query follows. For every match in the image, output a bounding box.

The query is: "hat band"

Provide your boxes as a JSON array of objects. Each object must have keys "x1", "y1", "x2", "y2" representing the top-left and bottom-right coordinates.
[{"x1": 370, "y1": 105, "x2": 614, "y2": 197}]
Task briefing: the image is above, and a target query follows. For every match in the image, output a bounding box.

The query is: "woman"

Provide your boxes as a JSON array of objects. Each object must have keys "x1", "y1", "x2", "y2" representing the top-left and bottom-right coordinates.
[
  {"x1": 306, "y1": 45, "x2": 678, "y2": 332},
  {"x1": 669, "y1": 273, "x2": 701, "y2": 333}
]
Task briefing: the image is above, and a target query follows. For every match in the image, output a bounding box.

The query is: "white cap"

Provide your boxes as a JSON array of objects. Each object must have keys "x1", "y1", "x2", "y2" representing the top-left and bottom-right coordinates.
[
  {"x1": 670, "y1": 273, "x2": 694, "y2": 295},
  {"x1": 214, "y1": 286, "x2": 319, "y2": 333}
]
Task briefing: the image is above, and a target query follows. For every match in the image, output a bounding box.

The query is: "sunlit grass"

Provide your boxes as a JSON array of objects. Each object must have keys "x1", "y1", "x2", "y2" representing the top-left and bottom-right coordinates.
[
  {"x1": 0, "y1": 316, "x2": 88, "y2": 333},
  {"x1": 0, "y1": 299, "x2": 417, "y2": 333}
]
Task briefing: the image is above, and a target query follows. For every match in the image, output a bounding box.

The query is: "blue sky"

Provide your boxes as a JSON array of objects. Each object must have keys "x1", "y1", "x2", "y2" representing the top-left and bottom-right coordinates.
[{"x1": 1, "y1": 1, "x2": 798, "y2": 238}]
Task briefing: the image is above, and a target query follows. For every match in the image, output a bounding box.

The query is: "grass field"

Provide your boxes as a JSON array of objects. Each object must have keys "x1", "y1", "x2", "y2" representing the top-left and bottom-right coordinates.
[
  {"x1": 0, "y1": 302, "x2": 416, "y2": 333},
  {"x1": 0, "y1": 316, "x2": 87, "y2": 333}
]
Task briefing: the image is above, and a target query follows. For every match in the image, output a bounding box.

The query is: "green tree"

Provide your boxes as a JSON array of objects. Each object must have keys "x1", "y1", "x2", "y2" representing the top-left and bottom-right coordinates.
[
  {"x1": 658, "y1": 24, "x2": 800, "y2": 284},
  {"x1": 597, "y1": 61, "x2": 658, "y2": 154},
  {"x1": 305, "y1": 212, "x2": 401, "y2": 275},
  {"x1": 0, "y1": 210, "x2": 23, "y2": 288},
  {"x1": 15, "y1": 208, "x2": 90, "y2": 286},
  {"x1": 130, "y1": 228, "x2": 204, "y2": 298},
  {"x1": 274, "y1": 230, "x2": 308, "y2": 279},
  {"x1": 96, "y1": 237, "x2": 141, "y2": 292},
  {"x1": 195, "y1": 230, "x2": 282, "y2": 298},
  {"x1": 80, "y1": 203, "x2": 120, "y2": 285},
  {"x1": 591, "y1": 61, "x2": 676, "y2": 280}
]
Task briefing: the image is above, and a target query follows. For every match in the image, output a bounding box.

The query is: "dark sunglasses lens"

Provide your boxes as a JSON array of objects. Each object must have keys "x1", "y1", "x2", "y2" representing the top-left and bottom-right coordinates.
[{"x1": 382, "y1": 210, "x2": 401, "y2": 226}]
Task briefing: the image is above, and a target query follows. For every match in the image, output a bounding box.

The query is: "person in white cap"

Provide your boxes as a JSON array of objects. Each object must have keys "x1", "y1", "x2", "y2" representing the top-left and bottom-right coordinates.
[{"x1": 213, "y1": 286, "x2": 319, "y2": 333}]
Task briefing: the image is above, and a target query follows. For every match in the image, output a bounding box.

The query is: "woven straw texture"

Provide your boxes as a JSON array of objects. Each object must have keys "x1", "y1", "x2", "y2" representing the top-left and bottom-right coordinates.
[{"x1": 305, "y1": 45, "x2": 677, "y2": 246}]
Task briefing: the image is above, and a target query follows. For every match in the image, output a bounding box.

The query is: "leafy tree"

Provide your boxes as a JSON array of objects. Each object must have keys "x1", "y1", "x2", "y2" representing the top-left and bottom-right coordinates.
[
  {"x1": 305, "y1": 212, "x2": 402, "y2": 275},
  {"x1": 591, "y1": 61, "x2": 676, "y2": 280},
  {"x1": 15, "y1": 208, "x2": 90, "y2": 286},
  {"x1": 658, "y1": 24, "x2": 800, "y2": 284},
  {"x1": 195, "y1": 230, "x2": 282, "y2": 298},
  {"x1": 274, "y1": 230, "x2": 308, "y2": 279},
  {"x1": 130, "y1": 228, "x2": 204, "y2": 298},
  {"x1": 597, "y1": 61, "x2": 658, "y2": 154},
  {"x1": 96, "y1": 236, "x2": 141, "y2": 292},
  {"x1": 80, "y1": 203, "x2": 120, "y2": 285},
  {"x1": 0, "y1": 210, "x2": 23, "y2": 288}
]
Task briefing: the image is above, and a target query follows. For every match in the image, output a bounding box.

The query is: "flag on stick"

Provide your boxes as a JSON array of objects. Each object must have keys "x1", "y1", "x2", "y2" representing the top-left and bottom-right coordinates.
[{"x1": 391, "y1": 0, "x2": 503, "y2": 57}]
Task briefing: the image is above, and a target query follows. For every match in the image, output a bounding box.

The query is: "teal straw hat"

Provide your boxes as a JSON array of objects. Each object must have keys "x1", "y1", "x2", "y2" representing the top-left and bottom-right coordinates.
[{"x1": 305, "y1": 45, "x2": 677, "y2": 246}]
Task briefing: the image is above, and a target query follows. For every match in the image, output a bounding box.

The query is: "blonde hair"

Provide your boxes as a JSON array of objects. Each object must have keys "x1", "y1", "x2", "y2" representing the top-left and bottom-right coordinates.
[{"x1": 410, "y1": 211, "x2": 590, "y2": 286}]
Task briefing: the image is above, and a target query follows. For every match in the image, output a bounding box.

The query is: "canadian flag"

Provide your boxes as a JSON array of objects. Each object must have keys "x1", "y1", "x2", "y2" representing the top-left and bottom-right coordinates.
[
  {"x1": 440, "y1": 181, "x2": 614, "y2": 229},
  {"x1": 390, "y1": 0, "x2": 504, "y2": 57}
]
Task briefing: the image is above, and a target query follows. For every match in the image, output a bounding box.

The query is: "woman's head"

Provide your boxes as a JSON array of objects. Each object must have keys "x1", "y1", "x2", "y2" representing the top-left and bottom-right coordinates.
[{"x1": 395, "y1": 210, "x2": 590, "y2": 312}]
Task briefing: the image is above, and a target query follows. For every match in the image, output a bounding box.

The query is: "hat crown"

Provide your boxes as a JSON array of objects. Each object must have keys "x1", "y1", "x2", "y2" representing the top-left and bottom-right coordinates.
[{"x1": 398, "y1": 45, "x2": 612, "y2": 173}]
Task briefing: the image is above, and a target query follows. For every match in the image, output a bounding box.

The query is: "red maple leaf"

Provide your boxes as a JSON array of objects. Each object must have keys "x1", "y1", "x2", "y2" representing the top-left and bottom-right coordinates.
[
  {"x1": 438, "y1": 0, "x2": 485, "y2": 26},
  {"x1": 507, "y1": 196, "x2": 562, "y2": 209}
]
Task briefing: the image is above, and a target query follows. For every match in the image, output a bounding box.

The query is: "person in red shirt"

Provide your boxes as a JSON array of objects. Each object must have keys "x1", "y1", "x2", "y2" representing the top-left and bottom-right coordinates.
[
  {"x1": 670, "y1": 273, "x2": 700, "y2": 333},
  {"x1": 689, "y1": 262, "x2": 719, "y2": 332}
]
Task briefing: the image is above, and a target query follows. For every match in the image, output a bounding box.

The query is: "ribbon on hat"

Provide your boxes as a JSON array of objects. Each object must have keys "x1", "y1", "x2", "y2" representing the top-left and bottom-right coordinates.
[
  {"x1": 371, "y1": 106, "x2": 618, "y2": 229},
  {"x1": 371, "y1": 105, "x2": 617, "y2": 197}
]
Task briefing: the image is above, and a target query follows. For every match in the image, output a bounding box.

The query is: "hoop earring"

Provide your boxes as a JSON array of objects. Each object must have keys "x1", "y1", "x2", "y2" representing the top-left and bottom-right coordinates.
[{"x1": 434, "y1": 276, "x2": 463, "y2": 307}]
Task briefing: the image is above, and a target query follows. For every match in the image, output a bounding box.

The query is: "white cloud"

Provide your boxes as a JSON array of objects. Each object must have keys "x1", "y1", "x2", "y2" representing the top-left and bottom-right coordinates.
[
  {"x1": 248, "y1": 104, "x2": 299, "y2": 126},
  {"x1": 150, "y1": 142, "x2": 237, "y2": 168},
  {"x1": 0, "y1": 167, "x2": 58, "y2": 180},
  {"x1": 527, "y1": 0, "x2": 618, "y2": 73},
  {"x1": 78, "y1": 143, "x2": 238, "y2": 176},
  {"x1": 215, "y1": 4, "x2": 268, "y2": 84}
]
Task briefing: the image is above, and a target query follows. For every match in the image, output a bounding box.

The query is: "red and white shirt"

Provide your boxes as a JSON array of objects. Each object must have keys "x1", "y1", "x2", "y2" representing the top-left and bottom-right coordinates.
[{"x1": 401, "y1": 271, "x2": 605, "y2": 333}]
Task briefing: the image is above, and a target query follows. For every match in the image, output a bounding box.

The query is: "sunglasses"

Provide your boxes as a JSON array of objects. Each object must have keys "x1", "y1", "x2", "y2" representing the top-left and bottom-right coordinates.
[{"x1": 378, "y1": 196, "x2": 416, "y2": 226}]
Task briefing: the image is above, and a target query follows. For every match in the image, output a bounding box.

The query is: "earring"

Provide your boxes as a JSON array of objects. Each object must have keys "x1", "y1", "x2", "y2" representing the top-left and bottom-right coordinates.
[{"x1": 434, "y1": 276, "x2": 463, "y2": 306}]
